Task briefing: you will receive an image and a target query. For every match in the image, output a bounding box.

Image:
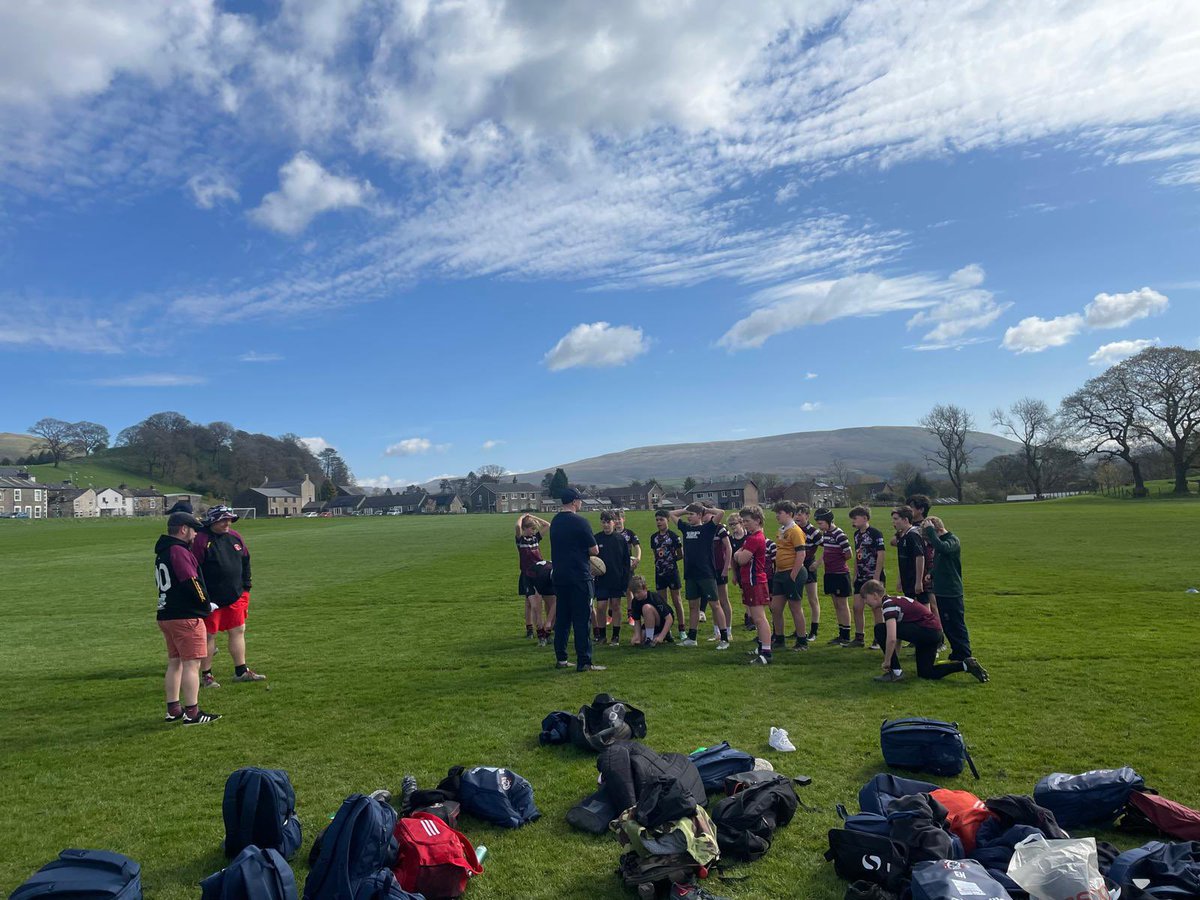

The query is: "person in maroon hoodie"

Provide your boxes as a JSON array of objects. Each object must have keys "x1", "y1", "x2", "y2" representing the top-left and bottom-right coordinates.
[
  {"x1": 155, "y1": 511, "x2": 221, "y2": 724},
  {"x1": 192, "y1": 506, "x2": 266, "y2": 687}
]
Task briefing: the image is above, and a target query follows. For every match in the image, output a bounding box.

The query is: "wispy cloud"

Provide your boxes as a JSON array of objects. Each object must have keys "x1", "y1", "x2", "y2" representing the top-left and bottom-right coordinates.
[
  {"x1": 482, "y1": 439, "x2": 504, "y2": 450},
  {"x1": 544, "y1": 322, "x2": 650, "y2": 371},
  {"x1": 239, "y1": 351, "x2": 283, "y2": 363},
  {"x1": 1083, "y1": 288, "x2": 1169, "y2": 328},
  {"x1": 384, "y1": 437, "x2": 450, "y2": 456},
  {"x1": 90, "y1": 373, "x2": 206, "y2": 387},
  {"x1": 187, "y1": 171, "x2": 239, "y2": 209}
]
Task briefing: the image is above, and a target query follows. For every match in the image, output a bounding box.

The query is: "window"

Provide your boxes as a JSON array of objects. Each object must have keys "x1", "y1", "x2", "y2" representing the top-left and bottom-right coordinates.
[
  {"x1": 13, "y1": 489, "x2": 20, "y2": 501},
  {"x1": 34, "y1": 506, "x2": 41, "y2": 519},
  {"x1": 35, "y1": 490, "x2": 42, "y2": 501}
]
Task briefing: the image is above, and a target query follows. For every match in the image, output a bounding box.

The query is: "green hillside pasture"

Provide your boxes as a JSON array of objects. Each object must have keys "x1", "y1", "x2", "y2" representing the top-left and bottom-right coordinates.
[
  {"x1": 0, "y1": 432, "x2": 40, "y2": 461},
  {"x1": 2, "y1": 498, "x2": 1198, "y2": 898},
  {"x1": 25, "y1": 453, "x2": 190, "y2": 494}
]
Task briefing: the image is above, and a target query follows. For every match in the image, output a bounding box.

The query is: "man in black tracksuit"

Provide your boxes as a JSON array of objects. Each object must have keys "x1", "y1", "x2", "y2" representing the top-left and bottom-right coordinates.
[{"x1": 192, "y1": 506, "x2": 266, "y2": 685}]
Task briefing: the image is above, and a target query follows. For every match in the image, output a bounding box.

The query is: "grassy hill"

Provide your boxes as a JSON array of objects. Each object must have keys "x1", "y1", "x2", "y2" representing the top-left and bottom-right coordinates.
[
  {"x1": 517, "y1": 426, "x2": 1020, "y2": 486},
  {"x1": 1, "y1": 496, "x2": 1197, "y2": 898},
  {"x1": 0, "y1": 432, "x2": 40, "y2": 461},
  {"x1": 25, "y1": 452, "x2": 190, "y2": 495}
]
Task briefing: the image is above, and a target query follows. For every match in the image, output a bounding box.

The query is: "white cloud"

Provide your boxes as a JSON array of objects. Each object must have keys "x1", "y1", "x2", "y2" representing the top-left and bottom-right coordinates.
[
  {"x1": 239, "y1": 351, "x2": 283, "y2": 363},
  {"x1": 544, "y1": 322, "x2": 650, "y2": 371},
  {"x1": 805, "y1": 372, "x2": 818, "y2": 380},
  {"x1": 187, "y1": 171, "x2": 239, "y2": 209},
  {"x1": 385, "y1": 438, "x2": 433, "y2": 456},
  {"x1": 482, "y1": 439, "x2": 504, "y2": 450},
  {"x1": 1083, "y1": 288, "x2": 1169, "y2": 328},
  {"x1": 248, "y1": 153, "x2": 373, "y2": 235},
  {"x1": 1088, "y1": 338, "x2": 1160, "y2": 366},
  {"x1": 0, "y1": 304, "x2": 126, "y2": 354},
  {"x1": 299, "y1": 436, "x2": 331, "y2": 455},
  {"x1": 90, "y1": 373, "x2": 206, "y2": 387},
  {"x1": 800, "y1": 402, "x2": 821, "y2": 412},
  {"x1": 1001, "y1": 314, "x2": 1085, "y2": 354}
]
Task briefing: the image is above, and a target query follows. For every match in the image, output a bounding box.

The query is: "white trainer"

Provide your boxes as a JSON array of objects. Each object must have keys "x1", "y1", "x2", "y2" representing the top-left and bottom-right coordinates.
[{"x1": 769, "y1": 726, "x2": 796, "y2": 752}]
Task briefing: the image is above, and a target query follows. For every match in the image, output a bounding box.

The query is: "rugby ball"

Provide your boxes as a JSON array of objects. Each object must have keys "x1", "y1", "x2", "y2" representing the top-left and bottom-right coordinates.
[{"x1": 590, "y1": 556, "x2": 607, "y2": 577}]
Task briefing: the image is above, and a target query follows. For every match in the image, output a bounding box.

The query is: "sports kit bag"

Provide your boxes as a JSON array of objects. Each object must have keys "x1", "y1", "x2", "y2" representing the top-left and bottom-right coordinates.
[
  {"x1": 725, "y1": 770, "x2": 792, "y2": 797},
  {"x1": 457, "y1": 767, "x2": 540, "y2": 828},
  {"x1": 566, "y1": 789, "x2": 618, "y2": 835},
  {"x1": 1108, "y1": 840, "x2": 1200, "y2": 898},
  {"x1": 1033, "y1": 766, "x2": 1144, "y2": 829},
  {"x1": 393, "y1": 812, "x2": 482, "y2": 899},
  {"x1": 201, "y1": 845, "x2": 299, "y2": 900},
  {"x1": 710, "y1": 775, "x2": 798, "y2": 862},
  {"x1": 909, "y1": 859, "x2": 1013, "y2": 900},
  {"x1": 223, "y1": 768, "x2": 303, "y2": 860},
  {"x1": 835, "y1": 804, "x2": 892, "y2": 836},
  {"x1": 1122, "y1": 791, "x2": 1200, "y2": 841},
  {"x1": 858, "y1": 774, "x2": 940, "y2": 816},
  {"x1": 569, "y1": 693, "x2": 648, "y2": 752},
  {"x1": 349, "y1": 870, "x2": 426, "y2": 900},
  {"x1": 615, "y1": 851, "x2": 700, "y2": 895},
  {"x1": 597, "y1": 742, "x2": 705, "y2": 816},
  {"x1": 410, "y1": 801, "x2": 460, "y2": 829},
  {"x1": 10, "y1": 850, "x2": 143, "y2": 900},
  {"x1": 880, "y1": 719, "x2": 978, "y2": 779},
  {"x1": 539, "y1": 711, "x2": 576, "y2": 746},
  {"x1": 688, "y1": 742, "x2": 756, "y2": 794},
  {"x1": 929, "y1": 789, "x2": 996, "y2": 855},
  {"x1": 303, "y1": 794, "x2": 400, "y2": 900},
  {"x1": 824, "y1": 828, "x2": 908, "y2": 890}
]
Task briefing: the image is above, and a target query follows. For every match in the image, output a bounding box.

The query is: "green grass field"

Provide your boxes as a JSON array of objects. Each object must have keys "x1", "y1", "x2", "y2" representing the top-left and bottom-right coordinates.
[{"x1": 3, "y1": 498, "x2": 1199, "y2": 898}]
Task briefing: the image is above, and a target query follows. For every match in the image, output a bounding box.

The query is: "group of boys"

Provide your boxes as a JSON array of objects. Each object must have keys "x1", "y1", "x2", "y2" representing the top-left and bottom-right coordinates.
[{"x1": 516, "y1": 492, "x2": 989, "y2": 685}]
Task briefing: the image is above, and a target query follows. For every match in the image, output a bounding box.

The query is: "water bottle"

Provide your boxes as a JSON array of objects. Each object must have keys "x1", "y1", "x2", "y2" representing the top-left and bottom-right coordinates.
[{"x1": 475, "y1": 846, "x2": 488, "y2": 865}]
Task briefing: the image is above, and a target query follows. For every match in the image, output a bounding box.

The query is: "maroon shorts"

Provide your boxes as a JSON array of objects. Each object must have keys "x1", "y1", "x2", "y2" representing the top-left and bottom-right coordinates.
[
  {"x1": 159, "y1": 618, "x2": 208, "y2": 660},
  {"x1": 740, "y1": 582, "x2": 770, "y2": 607},
  {"x1": 205, "y1": 592, "x2": 249, "y2": 634}
]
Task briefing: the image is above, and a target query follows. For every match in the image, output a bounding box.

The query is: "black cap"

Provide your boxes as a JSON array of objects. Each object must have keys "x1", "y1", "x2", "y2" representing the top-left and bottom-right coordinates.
[
  {"x1": 560, "y1": 488, "x2": 582, "y2": 504},
  {"x1": 167, "y1": 511, "x2": 203, "y2": 530}
]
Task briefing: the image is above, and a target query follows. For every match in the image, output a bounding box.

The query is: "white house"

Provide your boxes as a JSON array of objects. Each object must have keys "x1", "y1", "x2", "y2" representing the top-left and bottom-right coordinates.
[{"x1": 95, "y1": 488, "x2": 133, "y2": 517}]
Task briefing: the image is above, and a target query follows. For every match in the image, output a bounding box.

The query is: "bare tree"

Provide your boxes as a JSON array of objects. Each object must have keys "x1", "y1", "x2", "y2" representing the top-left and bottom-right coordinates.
[
  {"x1": 70, "y1": 421, "x2": 110, "y2": 456},
  {"x1": 991, "y1": 398, "x2": 1064, "y2": 498},
  {"x1": 920, "y1": 404, "x2": 975, "y2": 501},
  {"x1": 890, "y1": 462, "x2": 920, "y2": 492},
  {"x1": 1060, "y1": 366, "x2": 1149, "y2": 496},
  {"x1": 827, "y1": 456, "x2": 859, "y2": 501},
  {"x1": 28, "y1": 418, "x2": 77, "y2": 467},
  {"x1": 477, "y1": 463, "x2": 507, "y2": 482},
  {"x1": 1123, "y1": 346, "x2": 1200, "y2": 494}
]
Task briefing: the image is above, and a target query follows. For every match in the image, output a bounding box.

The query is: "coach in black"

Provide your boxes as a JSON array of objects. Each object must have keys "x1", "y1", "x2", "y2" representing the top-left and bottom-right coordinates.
[{"x1": 550, "y1": 488, "x2": 605, "y2": 672}]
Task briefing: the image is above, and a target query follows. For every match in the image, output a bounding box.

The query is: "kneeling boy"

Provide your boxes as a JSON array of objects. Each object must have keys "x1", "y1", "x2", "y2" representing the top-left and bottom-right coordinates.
[{"x1": 629, "y1": 576, "x2": 674, "y2": 647}]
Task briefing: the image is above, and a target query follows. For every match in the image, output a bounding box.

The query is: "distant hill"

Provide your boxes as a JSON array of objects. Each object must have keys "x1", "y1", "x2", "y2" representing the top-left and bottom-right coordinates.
[
  {"x1": 0, "y1": 432, "x2": 40, "y2": 461},
  {"x1": 514, "y1": 427, "x2": 1020, "y2": 488},
  {"x1": 25, "y1": 456, "x2": 190, "y2": 495}
]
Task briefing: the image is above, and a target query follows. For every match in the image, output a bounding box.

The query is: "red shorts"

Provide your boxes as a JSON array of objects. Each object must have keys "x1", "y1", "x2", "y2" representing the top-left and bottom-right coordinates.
[
  {"x1": 159, "y1": 618, "x2": 208, "y2": 660},
  {"x1": 740, "y1": 582, "x2": 769, "y2": 607},
  {"x1": 205, "y1": 592, "x2": 249, "y2": 633}
]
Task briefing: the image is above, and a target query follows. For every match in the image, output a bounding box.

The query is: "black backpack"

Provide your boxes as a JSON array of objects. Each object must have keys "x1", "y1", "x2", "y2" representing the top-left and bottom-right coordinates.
[
  {"x1": 687, "y1": 742, "x2": 757, "y2": 794},
  {"x1": 10, "y1": 850, "x2": 142, "y2": 900},
  {"x1": 570, "y1": 693, "x2": 647, "y2": 752},
  {"x1": 566, "y1": 789, "x2": 618, "y2": 835},
  {"x1": 597, "y1": 742, "x2": 704, "y2": 816},
  {"x1": 824, "y1": 828, "x2": 908, "y2": 890},
  {"x1": 539, "y1": 711, "x2": 576, "y2": 746},
  {"x1": 302, "y1": 794, "x2": 399, "y2": 900},
  {"x1": 223, "y1": 768, "x2": 303, "y2": 860},
  {"x1": 201, "y1": 845, "x2": 299, "y2": 900},
  {"x1": 880, "y1": 719, "x2": 978, "y2": 779},
  {"x1": 710, "y1": 775, "x2": 798, "y2": 862}
]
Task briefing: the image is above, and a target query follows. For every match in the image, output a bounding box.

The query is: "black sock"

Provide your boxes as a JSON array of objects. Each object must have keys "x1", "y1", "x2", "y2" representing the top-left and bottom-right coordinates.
[
  {"x1": 809, "y1": 622, "x2": 819, "y2": 637},
  {"x1": 612, "y1": 627, "x2": 620, "y2": 641},
  {"x1": 235, "y1": 664, "x2": 248, "y2": 677},
  {"x1": 167, "y1": 700, "x2": 183, "y2": 717},
  {"x1": 593, "y1": 627, "x2": 604, "y2": 641},
  {"x1": 855, "y1": 632, "x2": 864, "y2": 641},
  {"x1": 723, "y1": 629, "x2": 731, "y2": 641},
  {"x1": 688, "y1": 628, "x2": 697, "y2": 641},
  {"x1": 839, "y1": 626, "x2": 851, "y2": 641},
  {"x1": 526, "y1": 625, "x2": 534, "y2": 635}
]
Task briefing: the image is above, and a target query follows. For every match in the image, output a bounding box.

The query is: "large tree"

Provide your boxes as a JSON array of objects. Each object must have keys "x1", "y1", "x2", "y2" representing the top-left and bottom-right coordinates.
[
  {"x1": 1123, "y1": 346, "x2": 1200, "y2": 494},
  {"x1": 920, "y1": 404, "x2": 975, "y2": 501},
  {"x1": 28, "y1": 417, "x2": 77, "y2": 467},
  {"x1": 477, "y1": 464, "x2": 507, "y2": 482},
  {"x1": 991, "y1": 397, "x2": 1064, "y2": 498},
  {"x1": 1060, "y1": 366, "x2": 1149, "y2": 496},
  {"x1": 70, "y1": 421, "x2": 110, "y2": 456},
  {"x1": 548, "y1": 467, "x2": 569, "y2": 499}
]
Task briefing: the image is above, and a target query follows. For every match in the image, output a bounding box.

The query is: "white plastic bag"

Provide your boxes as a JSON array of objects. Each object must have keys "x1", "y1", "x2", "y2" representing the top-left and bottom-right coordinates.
[{"x1": 1007, "y1": 833, "x2": 1110, "y2": 900}]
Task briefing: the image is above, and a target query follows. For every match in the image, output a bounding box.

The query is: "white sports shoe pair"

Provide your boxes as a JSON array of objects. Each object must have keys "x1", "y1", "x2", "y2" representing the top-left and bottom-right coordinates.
[{"x1": 768, "y1": 726, "x2": 796, "y2": 752}]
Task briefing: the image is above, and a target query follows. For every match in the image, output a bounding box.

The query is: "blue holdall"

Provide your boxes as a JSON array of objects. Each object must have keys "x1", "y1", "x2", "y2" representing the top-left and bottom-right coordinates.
[
  {"x1": 10, "y1": 849, "x2": 142, "y2": 900},
  {"x1": 858, "y1": 773, "x2": 941, "y2": 816},
  {"x1": 459, "y1": 766, "x2": 540, "y2": 828},
  {"x1": 910, "y1": 859, "x2": 1012, "y2": 900},
  {"x1": 688, "y1": 742, "x2": 756, "y2": 794},
  {"x1": 1109, "y1": 840, "x2": 1200, "y2": 897},
  {"x1": 223, "y1": 768, "x2": 303, "y2": 860},
  {"x1": 880, "y1": 718, "x2": 979, "y2": 779},
  {"x1": 303, "y1": 794, "x2": 399, "y2": 900},
  {"x1": 202, "y1": 845, "x2": 299, "y2": 900},
  {"x1": 1033, "y1": 766, "x2": 1144, "y2": 829}
]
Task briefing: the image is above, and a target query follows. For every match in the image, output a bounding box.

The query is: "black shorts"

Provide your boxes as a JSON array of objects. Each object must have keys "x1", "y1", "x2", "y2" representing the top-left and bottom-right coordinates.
[
  {"x1": 805, "y1": 565, "x2": 819, "y2": 586},
  {"x1": 824, "y1": 573, "x2": 853, "y2": 597},
  {"x1": 770, "y1": 572, "x2": 802, "y2": 601},
  {"x1": 518, "y1": 574, "x2": 538, "y2": 598},
  {"x1": 684, "y1": 577, "x2": 718, "y2": 602},
  {"x1": 595, "y1": 585, "x2": 624, "y2": 601},
  {"x1": 854, "y1": 574, "x2": 885, "y2": 594},
  {"x1": 655, "y1": 570, "x2": 681, "y2": 591},
  {"x1": 914, "y1": 591, "x2": 933, "y2": 606},
  {"x1": 533, "y1": 567, "x2": 555, "y2": 597},
  {"x1": 716, "y1": 574, "x2": 728, "y2": 586}
]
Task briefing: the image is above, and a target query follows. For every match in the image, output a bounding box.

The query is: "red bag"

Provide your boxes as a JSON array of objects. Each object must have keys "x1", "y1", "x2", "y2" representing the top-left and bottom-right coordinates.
[
  {"x1": 393, "y1": 812, "x2": 483, "y2": 899},
  {"x1": 930, "y1": 788, "x2": 997, "y2": 854},
  {"x1": 1126, "y1": 790, "x2": 1200, "y2": 841}
]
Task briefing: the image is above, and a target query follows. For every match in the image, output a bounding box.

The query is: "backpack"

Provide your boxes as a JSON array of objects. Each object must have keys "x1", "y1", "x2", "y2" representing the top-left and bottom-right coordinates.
[
  {"x1": 1122, "y1": 791, "x2": 1200, "y2": 841},
  {"x1": 824, "y1": 829, "x2": 908, "y2": 890},
  {"x1": 880, "y1": 719, "x2": 978, "y2": 779},
  {"x1": 457, "y1": 767, "x2": 540, "y2": 828},
  {"x1": 223, "y1": 768, "x2": 303, "y2": 860},
  {"x1": 710, "y1": 776, "x2": 798, "y2": 862},
  {"x1": 350, "y1": 871, "x2": 426, "y2": 900},
  {"x1": 411, "y1": 802, "x2": 460, "y2": 830},
  {"x1": 858, "y1": 774, "x2": 940, "y2": 816},
  {"x1": 201, "y1": 845, "x2": 299, "y2": 900},
  {"x1": 929, "y1": 789, "x2": 996, "y2": 855},
  {"x1": 303, "y1": 794, "x2": 400, "y2": 900},
  {"x1": 909, "y1": 859, "x2": 1013, "y2": 900},
  {"x1": 688, "y1": 742, "x2": 756, "y2": 794},
  {"x1": 725, "y1": 770, "x2": 791, "y2": 797},
  {"x1": 10, "y1": 850, "x2": 142, "y2": 900},
  {"x1": 597, "y1": 742, "x2": 705, "y2": 816},
  {"x1": 836, "y1": 804, "x2": 892, "y2": 836},
  {"x1": 566, "y1": 789, "x2": 618, "y2": 835},
  {"x1": 1108, "y1": 841, "x2": 1200, "y2": 898},
  {"x1": 615, "y1": 851, "x2": 700, "y2": 894},
  {"x1": 1033, "y1": 766, "x2": 1144, "y2": 829},
  {"x1": 570, "y1": 693, "x2": 647, "y2": 752},
  {"x1": 539, "y1": 711, "x2": 576, "y2": 746},
  {"x1": 393, "y1": 813, "x2": 482, "y2": 899}
]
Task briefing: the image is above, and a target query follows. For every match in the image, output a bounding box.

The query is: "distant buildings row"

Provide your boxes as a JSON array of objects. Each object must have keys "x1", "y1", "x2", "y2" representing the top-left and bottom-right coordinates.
[{"x1": 0, "y1": 468, "x2": 197, "y2": 519}]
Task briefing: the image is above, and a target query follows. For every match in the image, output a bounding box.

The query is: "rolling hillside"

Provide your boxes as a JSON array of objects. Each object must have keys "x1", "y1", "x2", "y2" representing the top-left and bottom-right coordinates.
[
  {"x1": 23, "y1": 453, "x2": 190, "y2": 494},
  {"x1": 0, "y1": 432, "x2": 40, "y2": 461},
  {"x1": 515, "y1": 426, "x2": 1020, "y2": 487}
]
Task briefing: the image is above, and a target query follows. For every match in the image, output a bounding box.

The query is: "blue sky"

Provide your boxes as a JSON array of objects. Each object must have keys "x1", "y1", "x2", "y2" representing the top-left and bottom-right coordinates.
[{"x1": 1, "y1": 1, "x2": 1198, "y2": 487}]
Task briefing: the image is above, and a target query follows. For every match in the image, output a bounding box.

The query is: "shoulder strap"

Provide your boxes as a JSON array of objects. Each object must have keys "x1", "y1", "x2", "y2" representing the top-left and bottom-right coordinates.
[{"x1": 962, "y1": 741, "x2": 980, "y2": 779}]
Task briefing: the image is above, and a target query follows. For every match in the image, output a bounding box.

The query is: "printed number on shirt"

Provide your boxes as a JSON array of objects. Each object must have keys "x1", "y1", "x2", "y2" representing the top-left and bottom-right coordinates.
[{"x1": 155, "y1": 562, "x2": 171, "y2": 607}]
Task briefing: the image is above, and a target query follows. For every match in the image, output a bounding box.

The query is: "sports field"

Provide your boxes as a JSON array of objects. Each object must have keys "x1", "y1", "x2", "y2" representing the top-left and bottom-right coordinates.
[{"x1": 2, "y1": 497, "x2": 1198, "y2": 899}]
